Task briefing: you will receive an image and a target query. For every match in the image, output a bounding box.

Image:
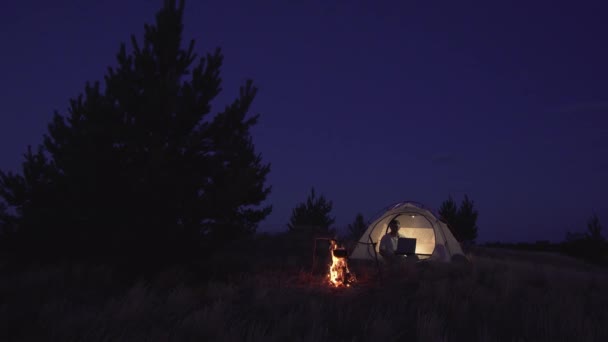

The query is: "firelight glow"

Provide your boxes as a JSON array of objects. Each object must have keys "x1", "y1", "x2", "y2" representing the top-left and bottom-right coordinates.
[{"x1": 328, "y1": 240, "x2": 355, "y2": 287}]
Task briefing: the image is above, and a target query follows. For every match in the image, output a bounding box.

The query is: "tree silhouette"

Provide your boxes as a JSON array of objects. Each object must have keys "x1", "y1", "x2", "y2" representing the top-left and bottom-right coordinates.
[
  {"x1": 457, "y1": 195, "x2": 478, "y2": 243},
  {"x1": 346, "y1": 213, "x2": 367, "y2": 241},
  {"x1": 439, "y1": 194, "x2": 478, "y2": 243},
  {"x1": 0, "y1": 200, "x2": 8, "y2": 234},
  {"x1": 288, "y1": 188, "x2": 335, "y2": 235},
  {"x1": 438, "y1": 195, "x2": 458, "y2": 231},
  {"x1": 586, "y1": 212, "x2": 604, "y2": 242},
  {"x1": 0, "y1": 0, "x2": 271, "y2": 261},
  {"x1": 563, "y1": 213, "x2": 606, "y2": 264}
]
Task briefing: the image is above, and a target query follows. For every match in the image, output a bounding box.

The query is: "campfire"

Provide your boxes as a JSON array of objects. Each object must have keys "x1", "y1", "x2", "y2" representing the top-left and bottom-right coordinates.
[{"x1": 328, "y1": 239, "x2": 356, "y2": 287}]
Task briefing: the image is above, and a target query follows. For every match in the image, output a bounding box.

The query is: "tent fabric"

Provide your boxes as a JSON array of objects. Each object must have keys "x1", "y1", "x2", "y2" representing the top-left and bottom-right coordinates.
[{"x1": 350, "y1": 202, "x2": 465, "y2": 262}]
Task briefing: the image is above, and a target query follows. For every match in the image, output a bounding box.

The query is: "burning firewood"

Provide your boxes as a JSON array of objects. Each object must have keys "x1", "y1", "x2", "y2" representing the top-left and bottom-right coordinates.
[{"x1": 328, "y1": 239, "x2": 356, "y2": 287}]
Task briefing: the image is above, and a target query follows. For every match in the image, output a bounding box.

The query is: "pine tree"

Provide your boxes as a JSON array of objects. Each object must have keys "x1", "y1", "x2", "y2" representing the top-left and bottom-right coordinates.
[
  {"x1": 0, "y1": 0, "x2": 271, "y2": 260},
  {"x1": 288, "y1": 188, "x2": 335, "y2": 235},
  {"x1": 0, "y1": 200, "x2": 8, "y2": 234},
  {"x1": 0, "y1": 146, "x2": 63, "y2": 253},
  {"x1": 438, "y1": 194, "x2": 478, "y2": 243},
  {"x1": 347, "y1": 213, "x2": 366, "y2": 241},
  {"x1": 438, "y1": 195, "x2": 458, "y2": 229},
  {"x1": 563, "y1": 213, "x2": 606, "y2": 264},
  {"x1": 586, "y1": 212, "x2": 604, "y2": 242},
  {"x1": 457, "y1": 195, "x2": 478, "y2": 243}
]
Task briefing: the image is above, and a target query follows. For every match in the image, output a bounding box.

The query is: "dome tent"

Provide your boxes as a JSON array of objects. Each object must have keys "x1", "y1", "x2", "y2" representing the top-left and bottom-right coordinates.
[{"x1": 350, "y1": 202, "x2": 465, "y2": 262}]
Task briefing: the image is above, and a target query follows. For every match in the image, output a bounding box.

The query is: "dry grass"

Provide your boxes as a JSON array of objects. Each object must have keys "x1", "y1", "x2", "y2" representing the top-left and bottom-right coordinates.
[{"x1": 1, "y1": 250, "x2": 607, "y2": 342}]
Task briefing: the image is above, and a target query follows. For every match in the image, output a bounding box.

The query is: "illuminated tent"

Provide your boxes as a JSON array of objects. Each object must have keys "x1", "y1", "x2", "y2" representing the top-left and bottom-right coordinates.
[{"x1": 350, "y1": 202, "x2": 465, "y2": 262}]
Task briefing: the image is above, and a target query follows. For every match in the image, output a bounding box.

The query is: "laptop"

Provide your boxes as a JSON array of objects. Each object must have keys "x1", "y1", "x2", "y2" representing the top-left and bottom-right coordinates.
[{"x1": 395, "y1": 237, "x2": 417, "y2": 256}]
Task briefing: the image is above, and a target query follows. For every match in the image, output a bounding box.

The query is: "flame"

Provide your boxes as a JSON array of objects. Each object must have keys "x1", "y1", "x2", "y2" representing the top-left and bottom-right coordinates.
[{"x1": 328, "y1": 240, "x2": 355, "y2": 287}]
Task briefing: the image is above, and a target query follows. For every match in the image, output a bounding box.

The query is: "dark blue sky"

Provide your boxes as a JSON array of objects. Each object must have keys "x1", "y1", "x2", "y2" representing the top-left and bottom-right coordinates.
[{"x1": 1, "y1": 0, "x2": 607, "y2": 242}]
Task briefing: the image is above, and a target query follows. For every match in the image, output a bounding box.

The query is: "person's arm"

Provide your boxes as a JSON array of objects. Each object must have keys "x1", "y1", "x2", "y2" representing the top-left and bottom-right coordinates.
[
  {"x1": 379, "y1": 236, "x2": 394, "y2": 259},
  {"x1": 379, "y1": 250, "x2": 392, "y2": 259}
]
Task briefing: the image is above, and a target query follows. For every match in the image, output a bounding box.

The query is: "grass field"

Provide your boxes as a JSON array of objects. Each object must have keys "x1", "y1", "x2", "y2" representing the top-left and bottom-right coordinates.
[{"x1": 1, "y1": 247, "x2": 607, "y2": 342}]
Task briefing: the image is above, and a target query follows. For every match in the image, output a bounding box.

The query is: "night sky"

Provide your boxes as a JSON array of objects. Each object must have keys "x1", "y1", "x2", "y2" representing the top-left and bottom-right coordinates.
[{"x1": 1, "y1": 0, "x2": 607, "y2": 243}]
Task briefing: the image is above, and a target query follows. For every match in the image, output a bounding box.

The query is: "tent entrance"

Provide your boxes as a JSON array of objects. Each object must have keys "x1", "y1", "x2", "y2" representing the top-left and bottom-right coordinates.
[{"x1": 368, "y1": 211, "x2": 437, "y2": 258}]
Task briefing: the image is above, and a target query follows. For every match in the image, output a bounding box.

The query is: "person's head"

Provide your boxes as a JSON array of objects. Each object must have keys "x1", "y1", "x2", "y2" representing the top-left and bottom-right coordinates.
[{"x1": 388, "y1": 219, "x2": 400, "y2": 235}]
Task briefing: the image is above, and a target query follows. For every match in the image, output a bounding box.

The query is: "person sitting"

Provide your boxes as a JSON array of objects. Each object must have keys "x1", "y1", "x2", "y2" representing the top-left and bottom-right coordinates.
[{"x1": 379, "y1": 219, "x2": 402, "y2": 263}]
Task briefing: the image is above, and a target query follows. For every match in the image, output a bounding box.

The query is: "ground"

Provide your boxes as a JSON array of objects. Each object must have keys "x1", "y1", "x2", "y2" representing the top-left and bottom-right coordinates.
[{"x1": 1, "y1": 247, "x2": 607, "y2": 341}]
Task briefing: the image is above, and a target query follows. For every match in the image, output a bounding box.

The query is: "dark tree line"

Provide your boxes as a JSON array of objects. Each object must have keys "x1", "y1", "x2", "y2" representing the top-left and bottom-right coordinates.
[
  {"x1": 485, "y1": 213, "x2": 607, "y2": 265},
  {"x1": 438, "y1": 195, "x2": 479, "y2": 244},
  {"x1": 286, "y1": 188, "x2": 368, "y2": 242},
  {"x1": 287, "y1": 187, "x2": 335, "y2": 236},
  {"x1": 562, "y1": 212, "x2": 607, "y2": 263},
  {"x1": 347, "y1": 213, "x2": 367, "y2": 241},
  {"x1": 0, "y1": 0, "x2": 271, "y2": 263}
]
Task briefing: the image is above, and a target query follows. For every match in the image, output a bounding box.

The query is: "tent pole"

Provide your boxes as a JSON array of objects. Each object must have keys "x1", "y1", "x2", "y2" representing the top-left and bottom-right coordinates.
[
  {"x1": 437, "y1": 220, "x2": 452, "y2": 258},
  {"x1": 311, "y1": 237, "x2": 316, "y2": 275},
  {"x1": 369, "y1": 235, "x2": 382, "y2": 281}
]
